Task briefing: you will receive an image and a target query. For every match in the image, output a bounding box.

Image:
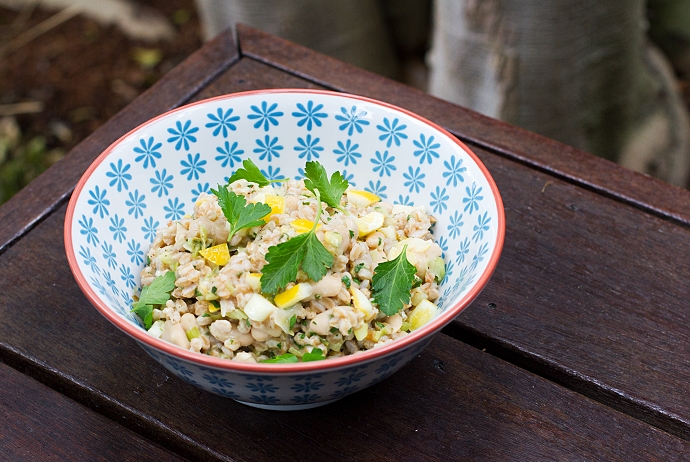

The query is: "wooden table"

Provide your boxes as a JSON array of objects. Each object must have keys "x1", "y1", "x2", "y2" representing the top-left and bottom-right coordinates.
[{"x1": 2, "y1": 25, "x2": 690, "y2": 461}]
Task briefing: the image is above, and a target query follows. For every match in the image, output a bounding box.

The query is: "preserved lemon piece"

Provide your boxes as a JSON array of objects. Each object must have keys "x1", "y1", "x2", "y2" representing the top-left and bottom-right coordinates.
[
  {"x1": 351, "y1": 287, "x2": 376, "y2": 320},
  {"x1": 274, "y1": 283, "x2": 312, "y2": 308},
  {"x1": 245, "y1": 273, "x2": 262, "y2": 291},
  {"x1": 263, "y1": 195, "x2": 285, "y2": 219},
  {"x1": 355, "y1": 212, "x2": 384, "y2": 236},
  {"x1": 353, "y1": 322, "x2": 369, "y2": 341},
  {"x1": 244, "y1": 293, "x2": 277, "y2": 322},
  {"x1": 290, "y1": 218, "x2": 320, "y2": 234},
  {"x1": 408, "y1": 299, "x2": 439, "y2": 330},
  {"x1": 199, "y1": 243, "x2": 230, "y2": 266},
  {"x1": 346, "y1": 189, "x2": 380, "y2": 208}
]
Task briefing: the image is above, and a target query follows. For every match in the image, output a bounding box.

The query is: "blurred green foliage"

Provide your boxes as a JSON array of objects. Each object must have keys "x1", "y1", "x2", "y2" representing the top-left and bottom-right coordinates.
[{"x1": 0, "y1": 117, "x2": 64, "y2": 205}]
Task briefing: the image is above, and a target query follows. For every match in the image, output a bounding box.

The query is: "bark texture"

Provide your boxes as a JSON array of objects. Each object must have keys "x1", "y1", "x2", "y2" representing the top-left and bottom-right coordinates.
[
  {"x1": 194, "y1": 0, "x2": 401, "y2": 79},
  {"x1": 427, "y1": 0, "x2": 690, "y2": 187}
]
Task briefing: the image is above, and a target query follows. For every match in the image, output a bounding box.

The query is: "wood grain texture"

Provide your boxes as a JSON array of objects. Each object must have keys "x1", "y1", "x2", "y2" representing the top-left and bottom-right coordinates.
[
  {"x1": 0, "y1": 30, "x2": 239, "y2": 256},
  {"x1": 0, "y1": 362, "x2": 187, "y2": 462},
  {"x1": 237, "y1": 24, "x2": 690, "y2": 227},
  {"x1": 2, "y1": 25, "x2": 690, "y2": 460},
  {"x1": 0, "y1": 205, "x2": 688, "y2": 461},
  {"x1": 445, "y1": 144, "x2": 690, "y2": 438},
  {"x1": 230, "y1": 27, "x2": 690, "y2": 436}
]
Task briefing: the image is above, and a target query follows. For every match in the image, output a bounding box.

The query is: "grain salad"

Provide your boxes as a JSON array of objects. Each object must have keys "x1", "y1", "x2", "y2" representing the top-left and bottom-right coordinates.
[{"x1": 133, "y1": 160, "x2": 445, "y2": 363}]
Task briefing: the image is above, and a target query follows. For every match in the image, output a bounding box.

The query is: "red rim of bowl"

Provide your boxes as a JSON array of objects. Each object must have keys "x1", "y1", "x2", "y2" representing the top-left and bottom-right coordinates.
[{"x1": 64, "y1": 89, "x2": 506, "y2": 373}]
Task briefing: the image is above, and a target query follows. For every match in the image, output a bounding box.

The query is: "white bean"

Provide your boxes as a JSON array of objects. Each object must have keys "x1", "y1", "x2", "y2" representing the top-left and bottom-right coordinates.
[
  {"x1": 310, "y1": 309, "x2": 333, "y2": 336},
  {"x1": 209, "y1": 320, "x2": 233, "y2": 342}
]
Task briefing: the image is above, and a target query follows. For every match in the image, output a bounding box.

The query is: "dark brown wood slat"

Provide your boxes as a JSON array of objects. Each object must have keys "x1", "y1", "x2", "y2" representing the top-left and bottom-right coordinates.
[
  {"x1": 236, "y1": 24, "x2": 690, "y2": 226},
  {"x1": 231, "y1": 26, "x2": 690, "y2": 437},
  {"x1": 0, "y1": 362, "x2": 187, "y2": 462},
  {"x1": 190, "y1": 55, "x2": 325, "y2": 102},
  {"x1": 444, "y1": 144, "x2": 690, "y2": 438},
  {"x1": 0, "y1": 30, "x2": 239, "y2": 255},
  {"x1": 1, "y1": 204, "x2": 689, "y2": 461}
]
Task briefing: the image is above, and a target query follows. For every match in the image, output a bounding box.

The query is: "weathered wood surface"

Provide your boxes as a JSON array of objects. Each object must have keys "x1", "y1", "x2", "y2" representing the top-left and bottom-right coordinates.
[
  {"x1": 0, "y1": 362, "x2": 188, "y2": 461},
  {"x1": 1, "y1": 25, "x2": 690, "y2": 460},
  {"x1": 236, "y1": 25, "x2": 690, "y2": 438},
  {"x1": 0, "y1": 206, "x2": 688, "y2": 460},
  {"x1": 448, "y1": 145, "x2": 690, "y2": 439}
]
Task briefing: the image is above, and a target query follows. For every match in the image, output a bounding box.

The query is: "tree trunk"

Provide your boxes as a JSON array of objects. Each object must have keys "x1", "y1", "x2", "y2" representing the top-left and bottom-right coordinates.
[
  {"x1": 194, "y1": 0, "x2": 401, "y2": 80},
  {"x1": 427, "y1": 0, "x2": 690, "y2": 187}
]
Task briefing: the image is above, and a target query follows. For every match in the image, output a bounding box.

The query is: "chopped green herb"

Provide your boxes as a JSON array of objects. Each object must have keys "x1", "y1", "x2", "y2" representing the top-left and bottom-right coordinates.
[
  {"x1": 227, "y1": 158, "x2": 286, "y2": 186},
  {"x1": 260, "y1": 353, "x2": 299, "y2": 363},
  {"x1": 341, "y1": 275, "x2": 351, "y2": 289},
  {"x1": 371, "y1": 244, "x2": 417, "y2": 316},
  {"x1": 245, "y1": 318, "x2": 251, "y2": 328},
  {"x1": 353, "y1": 277, "x2": 361, "y2": 285},
  {"x1": 412, "y1": 275, "x2": 423, "y2": 289},
  {"x1": 211, "y1": 186, "x2": 272, "y2": 243},
  {"x1": 303, "y1": 160, "x2": 348, "y2": 210},
  {"x1": 354, "y1": 262, "x2": 365, "y2": 273},
  {"x1": 378, "y1": 237, "x2": 382, "y2": 246},
  {"x1": 209, "y1": 300, "x2": 220, "y2": 310},
  {"x1": 131, "y1": 271, "x2": 176, "y2": 329},
  {"x1": 349, "y1": 229, "x2": 354, "y2": 238},
  {"x1": 302, "y1": 348, "x2": 326, "y2": 362},
  {"x1": 211, "y1": 286, "x2": 217, "y2": 294},
  {"x1": 289, "y1": 315, "x2": 297, "y2": 330},
  {"x1": 330, "y1": 327, "x2": 339, "y2": 334},
  {"x1": 194, "y1": 289, "x2": 203, "y2": 298}
]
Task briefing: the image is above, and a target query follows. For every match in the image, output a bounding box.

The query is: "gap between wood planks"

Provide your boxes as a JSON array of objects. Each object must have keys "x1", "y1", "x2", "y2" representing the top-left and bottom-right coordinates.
[{"x1": 441, "y1": 322, "x2": 690, "y2": 442}]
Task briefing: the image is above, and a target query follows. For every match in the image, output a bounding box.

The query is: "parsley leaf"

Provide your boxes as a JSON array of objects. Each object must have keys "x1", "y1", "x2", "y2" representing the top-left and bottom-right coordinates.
[
  {"x1": 261, "y1": 231, "x2": 333, "y2": 294},
  {"x1": 131, "y1": 271, "x2": 176, "y2": 329},
  {"x1": 371, "y1": 244, "x2": 417, "y2": 316},
  {"x1": 211, "y1": 185, "x2": 272, "y2": 242},
  {"x1": 227, "y1": 158, "x2": 286, "y2": 186},
  {"x1": 303, "y1": 160, "x2": 348, "y2": 209},
  {"x1": 302, "y1": 348, "x2": 326, "y2": 362},
  {"x1": 261, "y1": 353, "x2": 299, "y2": 364},
  {"x1": 260, "y1": 190, "x2": 334, "y2": 294}
]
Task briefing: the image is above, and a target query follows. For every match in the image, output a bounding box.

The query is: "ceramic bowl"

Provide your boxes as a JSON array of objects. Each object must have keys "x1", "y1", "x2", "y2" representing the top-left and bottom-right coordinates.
[{"x1": 64, "y1": 89, "x2": 505, "y2": 410}]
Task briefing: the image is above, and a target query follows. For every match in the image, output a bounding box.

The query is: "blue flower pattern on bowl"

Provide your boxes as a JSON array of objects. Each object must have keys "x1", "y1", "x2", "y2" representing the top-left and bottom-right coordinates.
[{"x1": 69, "y1": 91, "x2": 502, "y2": 409}]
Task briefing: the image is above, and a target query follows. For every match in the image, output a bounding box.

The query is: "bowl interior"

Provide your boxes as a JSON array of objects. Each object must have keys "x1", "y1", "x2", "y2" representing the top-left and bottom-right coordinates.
[{"x1": 66, "y1": 90, "x2": 503, "y2": 363}]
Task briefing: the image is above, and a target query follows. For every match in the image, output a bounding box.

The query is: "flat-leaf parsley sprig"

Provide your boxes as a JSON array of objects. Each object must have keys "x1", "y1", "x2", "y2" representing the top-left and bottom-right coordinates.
[
  {"x1": 227, "y1": 158, "x2": 288, "y2": 187},
  {"x1": 371, "y1": 244, "x2": 417, "y2": 316},
  {"x1": 303, "y1": 160, "x2": 348, "y2": 210},
  {"x1": 211, "y1": 185, "x2": 272, "y2": 243},
  {"x1": 131, "y1": 271, "x2": 176, "y2": 329},
  {"x1": 260, "y1": 161, "x2": 349, "y2": 294},
  {"x1": 260, "y1": 189, "x2": 334, "y2": 294}
]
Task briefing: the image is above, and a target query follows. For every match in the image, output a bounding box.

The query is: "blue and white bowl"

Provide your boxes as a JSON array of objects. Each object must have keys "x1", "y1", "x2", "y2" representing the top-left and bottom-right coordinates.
[{"x1": 65, "y1": 89, "x2": 505, "y2": 410}]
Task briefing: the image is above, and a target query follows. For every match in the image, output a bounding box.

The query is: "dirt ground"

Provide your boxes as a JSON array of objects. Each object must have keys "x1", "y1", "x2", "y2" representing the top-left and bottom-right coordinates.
[{"x1": 0, "y1": 0, "x2": 203, "y2": 203}]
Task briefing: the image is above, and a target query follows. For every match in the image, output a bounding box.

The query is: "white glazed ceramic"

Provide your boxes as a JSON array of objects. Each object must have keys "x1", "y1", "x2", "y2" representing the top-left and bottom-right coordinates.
[{"x1": 65, "y1": 89, "x2": 505, "y2": 409}]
